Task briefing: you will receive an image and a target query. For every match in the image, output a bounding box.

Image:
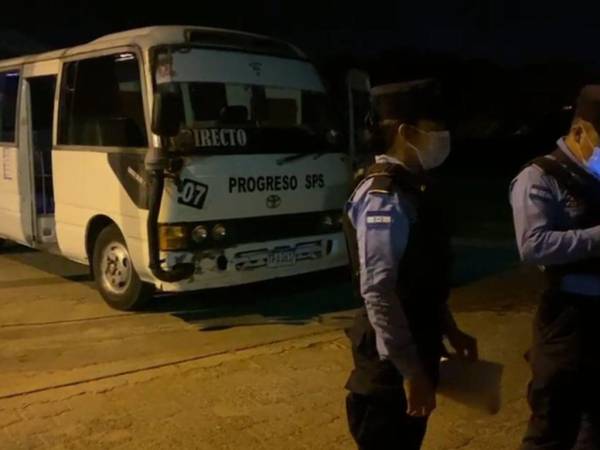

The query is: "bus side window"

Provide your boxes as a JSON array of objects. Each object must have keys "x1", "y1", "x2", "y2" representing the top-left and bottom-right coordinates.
[
  {"x1": 0, "y1": 71, "x2": 20, "y2": 143},
  {"x1": 58, "y1": 53, "x2": 147, "y2": 148}
]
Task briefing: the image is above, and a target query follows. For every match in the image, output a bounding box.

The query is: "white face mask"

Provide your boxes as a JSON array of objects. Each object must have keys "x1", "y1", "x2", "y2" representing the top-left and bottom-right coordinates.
[
  {"x1": 580, "y1": 129, "x2": 600, "y2": 179},
  {"x1": 587, "y1": 149, "x2": 600, "y2": 179},
  {"x1": 398, "y1": 124, "x2": 451, "y2": 171}
]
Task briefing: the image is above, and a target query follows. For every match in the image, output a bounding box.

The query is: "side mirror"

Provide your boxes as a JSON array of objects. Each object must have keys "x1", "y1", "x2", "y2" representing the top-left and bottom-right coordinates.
[
  {"x1": 151, "y1": 91, "x2": 182, "y2": 138},
  {"x1": 345, "y1": 69, "x2": 372, "y2": 168}
]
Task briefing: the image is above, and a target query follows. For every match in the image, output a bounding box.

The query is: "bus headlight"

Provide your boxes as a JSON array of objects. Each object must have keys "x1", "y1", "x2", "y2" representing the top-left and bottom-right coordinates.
[
  {"x1": 321, "y1": 214, "x2": 334, "y2": 228},
  {"x1": 159, "y1": 225, "x2": 189, "y2": 251},
  {"x1": 212, "y1": 224, "x2": 227, "y2": 241},
  {"x1": 320, "y1": 211, "x2": 343, "y2": 232},
  {"x1": 191, "y1": 225, "x2": 208, "y2": 243}
]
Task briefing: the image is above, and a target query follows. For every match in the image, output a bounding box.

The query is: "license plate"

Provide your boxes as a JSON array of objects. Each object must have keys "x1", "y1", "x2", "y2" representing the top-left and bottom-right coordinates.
[{"x1": 268, "y1": 250, "x2": 296, "y2": 268}]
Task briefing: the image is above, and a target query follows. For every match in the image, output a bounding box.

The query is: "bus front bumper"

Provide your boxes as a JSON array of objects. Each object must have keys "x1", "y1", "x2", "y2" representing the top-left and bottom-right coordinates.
[{"x1": 153, "y1": 232, "x2": 348, "y2": 292}]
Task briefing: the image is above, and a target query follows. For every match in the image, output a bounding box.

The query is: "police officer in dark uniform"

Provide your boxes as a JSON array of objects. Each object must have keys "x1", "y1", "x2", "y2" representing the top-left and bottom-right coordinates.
[
  {"x1": 344, "y1": 79, "x2": 478, "y2": 450},
  {"x1": 511, "y1": 86, "x2": 600, "y2": 449}
]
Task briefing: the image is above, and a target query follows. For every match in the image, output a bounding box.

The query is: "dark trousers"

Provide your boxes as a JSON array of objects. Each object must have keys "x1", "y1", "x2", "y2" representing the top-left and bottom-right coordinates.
[
  {"x1": 345, "y1": 307, "x2": 441, "y2": 450},
  {"x1": 521, "y1": 289, "x2": 600, "y2": 450},
  {"x1": 346, "y1": 391, "x2": 428, "y2": 450}
]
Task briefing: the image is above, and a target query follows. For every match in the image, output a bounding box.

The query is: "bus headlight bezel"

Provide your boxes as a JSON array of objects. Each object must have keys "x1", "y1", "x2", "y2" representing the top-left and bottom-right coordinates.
[
  {"x1": 211, "y1": 223, "x2": 227, "y2": 241},
  {"x1": 191, "y1": 225, "x2": 209, "y2": 243}
]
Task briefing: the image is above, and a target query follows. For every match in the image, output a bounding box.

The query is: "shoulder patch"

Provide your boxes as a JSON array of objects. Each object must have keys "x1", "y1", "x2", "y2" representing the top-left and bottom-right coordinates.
[{"x1": 366, "y1": 211, "x2": 393, "y2": 228}]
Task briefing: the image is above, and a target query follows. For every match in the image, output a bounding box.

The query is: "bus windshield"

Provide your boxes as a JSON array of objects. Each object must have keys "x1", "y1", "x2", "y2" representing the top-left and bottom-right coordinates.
[{"x1": 153, "y1": 48, "x2": 342, "y2": 154}]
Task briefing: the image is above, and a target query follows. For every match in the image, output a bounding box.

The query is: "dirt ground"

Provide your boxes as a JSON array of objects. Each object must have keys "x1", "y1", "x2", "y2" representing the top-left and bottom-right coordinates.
[{"x1": 0, "y1": 245, "x2": 544, "y2": 450}]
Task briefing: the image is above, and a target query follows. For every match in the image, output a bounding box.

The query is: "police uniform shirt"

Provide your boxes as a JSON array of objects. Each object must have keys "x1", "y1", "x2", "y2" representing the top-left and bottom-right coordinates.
[
  {"x1": 346, "y1": 154, "x2": 454, "y2": 378},
  {"x1": 510, "y1": 138, "x2": 600, "y2": 296}
]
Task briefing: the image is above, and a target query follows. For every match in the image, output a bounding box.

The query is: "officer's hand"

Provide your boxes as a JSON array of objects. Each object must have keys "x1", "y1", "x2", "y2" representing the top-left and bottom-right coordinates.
[
  {"x1": 446, "y1": 328, "x2": 478, "y2": 361},
  {"x1": 404, "y1": 375, "x2": 436, "y2": 417}
]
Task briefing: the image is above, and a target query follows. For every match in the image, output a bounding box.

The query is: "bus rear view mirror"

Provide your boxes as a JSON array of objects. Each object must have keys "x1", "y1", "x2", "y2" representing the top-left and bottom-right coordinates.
[{"x1": 151, "y1": 91, "x2": 181, "y2": 138}]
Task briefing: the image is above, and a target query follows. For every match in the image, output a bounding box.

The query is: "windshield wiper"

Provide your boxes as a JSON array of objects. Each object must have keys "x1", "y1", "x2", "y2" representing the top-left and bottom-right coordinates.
[
  {"x1": 277, "y1": 151, "x2": 327, "y2": 165},
  {"x1": 275, "y1": 127, "x2": 340, "y2": 165}
]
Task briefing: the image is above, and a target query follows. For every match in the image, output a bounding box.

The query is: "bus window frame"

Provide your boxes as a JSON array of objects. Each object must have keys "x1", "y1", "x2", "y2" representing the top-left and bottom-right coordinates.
[
  {"x1": 146, "y1": 45, "x2": 341, "y2": 154},
  {"x1": 55, "y1": 45, "x2": 152, "y2": 153},
  {"x1": 0, "y1": 67, "x2": 23, "y2": 147}
]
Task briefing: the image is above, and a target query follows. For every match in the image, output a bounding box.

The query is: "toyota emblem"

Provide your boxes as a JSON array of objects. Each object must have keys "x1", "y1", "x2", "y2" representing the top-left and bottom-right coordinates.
[{"x1": 266, "y1": 194, "x2": 282, "y2": 209}]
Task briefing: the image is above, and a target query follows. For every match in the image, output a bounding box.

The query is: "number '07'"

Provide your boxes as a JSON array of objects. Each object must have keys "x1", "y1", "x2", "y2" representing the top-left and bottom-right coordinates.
[{"x1": 178, "y1": 180, "x2": 208, "y2": 209}]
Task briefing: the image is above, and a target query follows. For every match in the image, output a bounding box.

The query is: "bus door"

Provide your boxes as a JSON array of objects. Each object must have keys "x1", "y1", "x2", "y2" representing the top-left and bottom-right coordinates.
[
  {"x1": 0, "y1": 68, "x2": 32, "y2": 245},
  {"x1": 21, "y1": 61, "x2": 59, "y2": 245}
]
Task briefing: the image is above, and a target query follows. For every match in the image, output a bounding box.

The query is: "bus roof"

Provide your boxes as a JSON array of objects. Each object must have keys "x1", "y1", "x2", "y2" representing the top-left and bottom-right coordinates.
[{"x1": 0, "y1": 26, "x2": 307, "y2": 69}]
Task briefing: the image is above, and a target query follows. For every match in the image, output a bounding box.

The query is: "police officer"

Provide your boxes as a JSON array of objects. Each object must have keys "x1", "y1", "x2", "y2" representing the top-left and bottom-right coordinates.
[
  {"x1": 344, "y1": 79, "x2": 478, "y2": 450},
  {"x1": 511, "y1": 85, "x2": 600, "y2": 450}
]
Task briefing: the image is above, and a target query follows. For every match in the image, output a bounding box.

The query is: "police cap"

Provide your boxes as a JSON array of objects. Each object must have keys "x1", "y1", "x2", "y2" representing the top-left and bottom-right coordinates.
[
  {"x1": 575, "y1": 85, "x2": 600, "y2": 132},
  {"x1": 370, "y1": 78, "x2": 445, "y2": 124}
]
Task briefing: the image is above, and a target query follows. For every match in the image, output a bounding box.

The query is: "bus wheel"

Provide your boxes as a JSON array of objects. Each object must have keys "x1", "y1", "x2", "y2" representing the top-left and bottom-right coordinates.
[{"x1": 93, "y1": 224, "x2": 153, "y2": 311}]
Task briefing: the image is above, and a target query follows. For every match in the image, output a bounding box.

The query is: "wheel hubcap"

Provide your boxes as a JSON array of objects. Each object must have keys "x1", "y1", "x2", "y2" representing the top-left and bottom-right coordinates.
[{"x1": 100, "y1": 242, "x2": 132, "y2": 295}]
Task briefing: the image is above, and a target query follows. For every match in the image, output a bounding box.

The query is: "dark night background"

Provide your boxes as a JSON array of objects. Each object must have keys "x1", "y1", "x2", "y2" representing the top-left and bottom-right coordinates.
[
  {"x1": 4, "y1": 1, "x2": 600, "y2": 169},
  {"x1": 2, "y1": 1, "x2": 599, "y2": 265}
]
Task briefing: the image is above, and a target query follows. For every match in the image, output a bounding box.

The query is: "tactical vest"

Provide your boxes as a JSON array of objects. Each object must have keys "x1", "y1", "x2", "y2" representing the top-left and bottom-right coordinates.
[
  {"x1": 343, "y1": 162, "x2": 453, "y2": 395},
  {"x1": 530, "y1": 148, "x2": 600, "y2": 283}
]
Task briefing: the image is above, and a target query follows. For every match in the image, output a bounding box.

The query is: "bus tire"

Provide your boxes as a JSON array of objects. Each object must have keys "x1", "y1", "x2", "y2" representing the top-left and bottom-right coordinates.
[{"x1": 92, "y1": 224, "x2": 153, "y2": 311}]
